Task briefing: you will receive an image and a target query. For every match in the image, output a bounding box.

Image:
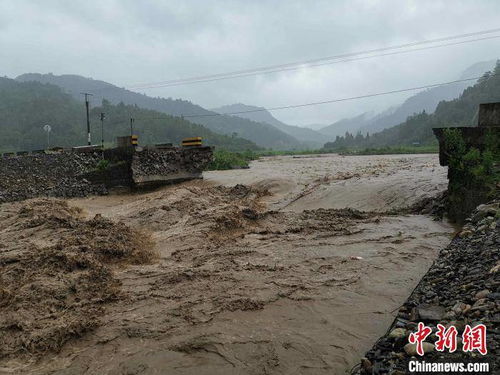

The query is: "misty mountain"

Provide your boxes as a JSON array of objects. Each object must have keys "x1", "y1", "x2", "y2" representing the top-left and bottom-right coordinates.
[
  {"x1": 318, "y1": 112, "x2": 376, "y2": 138},
  {"x1": 0, "y1": 77, "x2": 257, "y2": 152},
  {"x1": 301, "y1": 123, "x2": 329, "y2": 131},
  {"x1": 319, "y1": 60, "x2": 498, "y2": 137},
  {"x1": 211, "y1": 103, "x2": 325, "y2": 148},
  {"x1": 324, "y1": 60, "x2": 500, "y2": 149},
  {"x1": 15, "y1": 73, "x2": 301, "y2": 150}
]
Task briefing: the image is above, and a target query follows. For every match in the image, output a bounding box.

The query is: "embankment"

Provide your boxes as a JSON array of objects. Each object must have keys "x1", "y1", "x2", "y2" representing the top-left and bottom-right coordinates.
[
  {"x1": 0, "y1": 146, "x2": 212, "y2": 203},
  {"x1": 355, "y1": 202, "x2": 499, "y2": 374}
]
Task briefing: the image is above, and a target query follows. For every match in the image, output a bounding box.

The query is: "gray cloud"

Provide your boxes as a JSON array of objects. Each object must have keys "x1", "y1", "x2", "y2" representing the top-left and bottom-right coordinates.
[{"x1": 1, "y1": 0, "x2": 499, "y2": 125}]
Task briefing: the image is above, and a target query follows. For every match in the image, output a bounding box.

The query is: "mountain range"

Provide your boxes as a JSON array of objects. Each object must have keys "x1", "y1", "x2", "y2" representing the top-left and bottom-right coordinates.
[
  {"x1": 318, "y1": 60, "x2": 497, "y2": 138},
  {"x1": 0, "y1": 77, "x2": 257, "y2": 152},
  {"x1": 211, "y1": 103, "x2": 325, "y2": 148},
  {"x1": 207, "y1": 60, "x2": 497, "y2": 145},
  {"x1": 9, "y1": 59, "x2": 498, "y2": 152},
  {"x1": 324, "y1": 60, "x2": 500, "y2": 149},
  {"x1": 15, "y1": 74, "x2": 302, "y2": 150}
]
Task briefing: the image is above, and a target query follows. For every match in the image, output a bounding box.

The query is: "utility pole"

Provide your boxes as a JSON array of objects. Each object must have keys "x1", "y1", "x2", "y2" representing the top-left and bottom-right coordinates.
[
  {"x1": 81, "y1": 92, "x2": 93, "y2": 145},
  {"x1": 100, "y1": 112, "x2": 105, "y2": 159},
  {"x1": 130, "y1": 117, "x2": 135, "y2": 136},
  {"x1": 100, "y1": 112, "x2": 105, "y2": 147},
  {"x1": 43, "y1": 124, "x2": 52, "y2": 150}
]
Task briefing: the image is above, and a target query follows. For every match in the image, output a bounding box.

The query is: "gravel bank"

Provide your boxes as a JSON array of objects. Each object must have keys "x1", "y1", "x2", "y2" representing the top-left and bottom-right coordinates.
[
  {"x1": 0, "y1": 152, "x2": 106, "y2": 203},
  {"x1": 355, "y1": 201, "x2": 499, "y2": 374}
]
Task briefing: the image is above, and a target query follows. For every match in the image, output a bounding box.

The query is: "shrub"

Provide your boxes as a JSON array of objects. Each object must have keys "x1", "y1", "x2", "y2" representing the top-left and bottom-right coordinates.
[
  {"x1": 96, "y1": 159, "x2": 110, "y2": 171},
  {"x1": 206, "y1": 149, "x2": 257, "y2": 170},
  {"x1": 443, "y1": 128, "x2": 499, "y2": 222}
]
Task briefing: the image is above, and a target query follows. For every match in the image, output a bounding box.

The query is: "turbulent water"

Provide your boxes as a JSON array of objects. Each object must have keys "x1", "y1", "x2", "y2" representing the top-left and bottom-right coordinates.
[{"x1": 0, "y1": 154, "x2": 455, "y2": 374}]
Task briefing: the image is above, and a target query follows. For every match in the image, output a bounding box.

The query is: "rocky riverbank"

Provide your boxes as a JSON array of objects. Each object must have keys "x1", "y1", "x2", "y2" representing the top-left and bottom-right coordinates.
[{"x1": 355, "y1": 201, "x2": 499, "y2": 374}]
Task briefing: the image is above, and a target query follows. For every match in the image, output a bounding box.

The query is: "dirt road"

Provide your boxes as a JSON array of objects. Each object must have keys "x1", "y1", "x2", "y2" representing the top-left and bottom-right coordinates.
[{"x1": 0, "y1": 154, "x2": 455, "y2": 374}]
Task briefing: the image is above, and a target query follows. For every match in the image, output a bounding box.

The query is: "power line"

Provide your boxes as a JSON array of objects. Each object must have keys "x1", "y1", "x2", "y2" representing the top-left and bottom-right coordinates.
[
  {"x1": 88, "y1": 29, "x2": 500, "y2": 95},
  {"x1": 133, "y1": 74, "x2": 494, "y2": 121},
  {"x1": 140, "y1": 35, "x2": 500, "y2": 89},
  {"x1": 130, "y1": 28, "x2": 500, "y2": 87},
  {"x1": 129, "y1": 35, "x2": 500, "y2": 89},
  {"x1": 126, "y1": 28, "x2": 500, "y2": 90}
]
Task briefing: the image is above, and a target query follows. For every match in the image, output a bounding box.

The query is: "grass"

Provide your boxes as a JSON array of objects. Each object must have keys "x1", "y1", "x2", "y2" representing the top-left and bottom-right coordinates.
[
  {"x1": 334, "y1": 145, "x2": 439, "y2": 155},
  {"x1": 252, "y1": 149, "x2": 332, "y2": 157},
  {"x1": 206, "y1": 148, "x2": 338, "y2": 170},
  {"x1": 206, "y1": 149, "x2": 258, "y2": 170}
]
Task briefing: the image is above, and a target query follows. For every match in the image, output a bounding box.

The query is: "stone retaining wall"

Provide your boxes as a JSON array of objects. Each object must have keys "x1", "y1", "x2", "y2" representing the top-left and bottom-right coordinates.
[
  {"x1": 0, "y1": 151, "x2": 106, "y2": 203},
  {"x1": 0, "y1": 146, "x2": 213, "y2": 203}
]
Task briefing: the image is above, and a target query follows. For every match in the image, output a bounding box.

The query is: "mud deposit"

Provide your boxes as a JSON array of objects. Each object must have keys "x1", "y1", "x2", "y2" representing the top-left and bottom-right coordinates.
[
  {"x1": 0, "y1": 200, "x2": 155, "y2": 360},
  {"x1": 0, "y1": 154, "x2": 455, "y2": 374}
]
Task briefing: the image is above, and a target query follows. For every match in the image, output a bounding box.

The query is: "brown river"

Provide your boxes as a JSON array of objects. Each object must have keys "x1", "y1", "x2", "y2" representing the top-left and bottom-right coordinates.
[{"x1": 1, "y1": 153, "x2": 455, "y2": 374}]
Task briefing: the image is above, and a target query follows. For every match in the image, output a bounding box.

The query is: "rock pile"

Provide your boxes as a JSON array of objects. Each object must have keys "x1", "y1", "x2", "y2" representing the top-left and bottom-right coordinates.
[
  {"x1": 356, "y1": 201, "x2": 499, "y2": 374},
  {"x1": 0, "y1": 147, "x2": 213, "y2": 203},
  {"x1": 409, "y1": 191, "x2": 448, "y2": 219},
  {"x1": 0, "y1": 152, "x2": 107, "y2": 203}
]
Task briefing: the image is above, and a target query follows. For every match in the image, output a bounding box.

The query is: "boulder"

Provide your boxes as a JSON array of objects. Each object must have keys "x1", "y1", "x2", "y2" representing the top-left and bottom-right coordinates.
[{"x1": 417, "y1": 304, "x2": 445, "y2": 321}]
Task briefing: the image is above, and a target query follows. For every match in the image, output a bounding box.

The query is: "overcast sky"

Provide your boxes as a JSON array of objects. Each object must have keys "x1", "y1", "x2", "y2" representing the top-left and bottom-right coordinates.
[{"x1": 1, "y1": 0, "x2": 499, "y2": 125}]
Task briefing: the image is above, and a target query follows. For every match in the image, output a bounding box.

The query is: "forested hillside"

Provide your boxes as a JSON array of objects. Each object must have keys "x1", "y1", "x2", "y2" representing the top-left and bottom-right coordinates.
[
  {"x1": 320, "y1": 60, "x2": 497, "y2": 138},
  {"x1": 319, "y1": 112, "x2": 374, "y2": 138},
  {"x1": 0, "y1": 78, "x2": 258, "y2": 152},
  {"x1": 325, "y1": 61, "x2": 500, "y2": 150},
  {"x1": 16, "y1": 74, "x2": 302, "y2": 150},
  {"x1": 211, "y1": 103, "x2": 325, "y2": 147}
]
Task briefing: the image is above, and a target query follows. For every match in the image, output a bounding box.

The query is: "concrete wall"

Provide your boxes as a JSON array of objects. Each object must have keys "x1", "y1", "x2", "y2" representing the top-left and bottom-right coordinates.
[
  {"x1": 432, "y1": 127, "x2": 497, "y2": 166},
  {"x1": 433, "y1": 101, "x2": 500, "y2": 166},
  {"x1": 432, "y1": 102, "x2": 500, "y2": 222},
  {"x1": 478, "y1": 102, "x2": 500, "y2": 127}
]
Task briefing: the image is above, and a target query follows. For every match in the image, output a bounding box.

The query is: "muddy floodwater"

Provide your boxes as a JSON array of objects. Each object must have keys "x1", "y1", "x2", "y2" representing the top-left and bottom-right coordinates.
[{"x1": 1, "y1": 154, "x2": 455, "y2": 374}]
